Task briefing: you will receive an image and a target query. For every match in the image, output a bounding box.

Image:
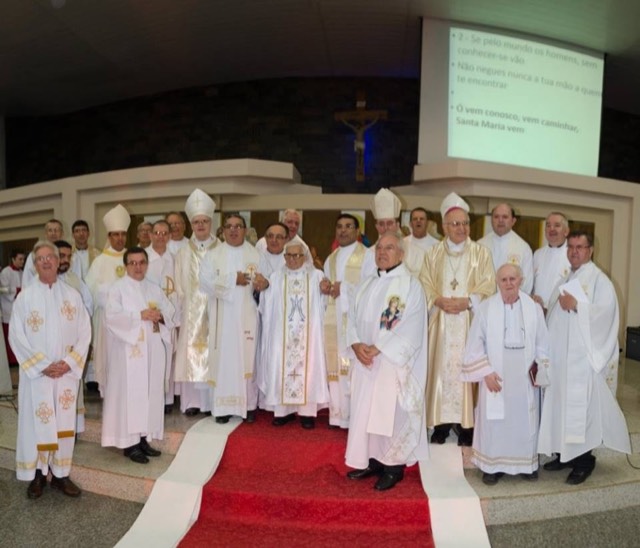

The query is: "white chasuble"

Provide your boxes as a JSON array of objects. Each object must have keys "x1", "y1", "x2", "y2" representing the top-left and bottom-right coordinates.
[
  {"x1": 538, "y1": 262, "x2": 630, "y2": 461},
  {"x1": 9, "y1": 280, "x2": 90, "y2": 479},
  {"x1": 102, "y1": 277, "x2": 174, "y2": 448},
  {"x1": 258, "y1": 267, "x2": 329, "y2": 411},
  {"x1": 346, "y1": 264, "x2": 429, "y2": 469},
  {"x1": 200, "y1": 242, "x2": 259, "y2": 417}
]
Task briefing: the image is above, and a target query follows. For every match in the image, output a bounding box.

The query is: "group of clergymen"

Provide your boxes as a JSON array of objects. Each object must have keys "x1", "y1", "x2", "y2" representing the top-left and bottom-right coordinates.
[{"x1": 2, "y1": 186, "x2": 631, "y2": 499}]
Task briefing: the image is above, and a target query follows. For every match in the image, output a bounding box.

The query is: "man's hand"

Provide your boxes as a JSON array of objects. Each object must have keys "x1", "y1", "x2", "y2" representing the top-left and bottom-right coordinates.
[
  {"x1": 434, "y1": 296, "x2": 470, "y2": 314},
  {"x1": 253, "y1": 273, "x2": 269, "y2": 292},
  {"x1": 42, "y1": 360, "x2": 71, "y2": 378},
  {"x1": 484, "y1": 372, "x2": 502, "y2": 393},
  {"x1": 558, "y1": 291, "x2": 577, "y2": 313},
  {"x1": 351, "y1": 343, "x2": 380, "y2": 367},
  {"x1": 236, "y1": 271, "x2": 251, "y2": 286},
  {"x1": 141, "y1": 308, "x2": 163, "y2": 322},
  {"x1": 319, "y1": 278, "x2": 332, "y2": 295},
  {"x1": 329, "y1": 281, "x2": 341, "y2": 299}
]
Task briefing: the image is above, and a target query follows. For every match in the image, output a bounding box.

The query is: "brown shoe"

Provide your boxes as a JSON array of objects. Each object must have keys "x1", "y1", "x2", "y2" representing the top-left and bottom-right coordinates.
[
  {"x1": 50, "y1": 475, "x2": 81, "y2": 497},
  {"x1": 27, "y1": 470, "x2": 46, "y2": 499}
]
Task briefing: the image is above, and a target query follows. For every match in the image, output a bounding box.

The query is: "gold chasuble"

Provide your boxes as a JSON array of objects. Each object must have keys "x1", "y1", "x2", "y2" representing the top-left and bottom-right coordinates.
[{"x1": 419, "y1": 239, "x2": 495, "y2": 428}]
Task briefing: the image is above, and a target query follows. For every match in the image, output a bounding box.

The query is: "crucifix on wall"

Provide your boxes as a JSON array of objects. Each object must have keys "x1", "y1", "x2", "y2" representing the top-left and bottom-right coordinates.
[{"x1": 334, "y1": 91, "x2": 388, "y2": 182}]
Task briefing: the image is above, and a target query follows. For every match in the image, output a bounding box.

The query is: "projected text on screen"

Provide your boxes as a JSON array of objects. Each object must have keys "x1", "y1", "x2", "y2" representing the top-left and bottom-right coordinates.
[{"x1": 448, "y1": 27, "x2": 603, "y2": 175}]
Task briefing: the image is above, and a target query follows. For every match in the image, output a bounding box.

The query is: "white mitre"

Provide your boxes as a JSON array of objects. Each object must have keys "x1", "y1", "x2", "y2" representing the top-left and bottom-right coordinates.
[
  {"x1": 440, "y1": 192, "x2": 470, "y2": 218},
  {"x1": 185, "y1": 188, "x2": 216, "y2": 221},
  {"x1": 372, "y1": 188, "x2": 402, "y2": 220},
  {"x1": 103, "y1": 204, "x2": 131, "y2": 232}
]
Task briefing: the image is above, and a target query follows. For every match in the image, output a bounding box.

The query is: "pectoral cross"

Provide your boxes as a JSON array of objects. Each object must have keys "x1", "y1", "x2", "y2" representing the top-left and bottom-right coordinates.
[{"x1": 334, "y1": 91, "x2": 387, "y2": 183}]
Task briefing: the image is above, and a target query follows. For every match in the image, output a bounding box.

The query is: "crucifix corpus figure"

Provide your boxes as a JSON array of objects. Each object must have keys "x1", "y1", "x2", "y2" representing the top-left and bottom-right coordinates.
[{"x1": 335, "y1": 92, "x2": 388, "y2": 182}]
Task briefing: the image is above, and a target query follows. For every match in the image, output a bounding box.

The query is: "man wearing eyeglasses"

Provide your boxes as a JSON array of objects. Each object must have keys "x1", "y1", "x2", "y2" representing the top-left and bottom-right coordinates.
[
  {"x1": 85, "y1": 204, "x2": 131, "y2": 396},
  {"x1": 166, "y1": 212, "x2": 190, "y2": 256},
  {"x1": 478, "y1": 203, "x2": 534, "y2": 294},
  {"x1": 419, "y1": 192, "x2": 495, "y2": 447},
  {"x1": 257, "y1": 242, "x2": 329, "y2": 429},
  {"x1": 9, "y1": 241, "x2": 91, "y2": 499},
  {"x1": 146, "y1": 220, "x2": 179, "y2": 414},
  {"x1": 322, "y1": 213, "x2": 366, "y2": 429},
  {"x1": 102, "y1": 247, "x2": 175, "y2": 464},
  {"x1": 200, "y1": 213, "x2": 260, "y2": 424},
  {"x1": 173, "y1": 189, "x2": 219, "y2": 417},
  {"x1": 255, "y1": 209, "x2": 309, "y2": 256},
  {"x1": 538, "y1": 231, "x2": 630, "y2": 485}
]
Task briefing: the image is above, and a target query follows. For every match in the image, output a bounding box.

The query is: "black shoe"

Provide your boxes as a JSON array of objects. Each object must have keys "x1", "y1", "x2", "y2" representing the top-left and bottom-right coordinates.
[
  {"x1": 453, "y1": 424, "x2": 473, "y2": 447},
  {"x1": 215, "y1": 415, "x2": 231, "y2": 424},
  {"x1": 164, "y1": 404, "x2": 173, "y2": 414},
  {"x1": 184, "y1": 407, "x2": 200, "y2": 417},
  {"x1": 543, "y1": 456, "x2": 572, "y2": 471},
  {"x1": 244, "y1": 410, "x2": 256, "y2": 423},
  {"x1": 27, "y1": 470, "x2": 46, "y2": 499},
  {"x1": 124, "y1": 446, "x2": 149, "y2": 464},
  {"x1": 139, "y1": 438, "x2": 161, "y2": 457},
  {"x1": 347, "y1": 460, "x2": 384, "y2": 480},
  {"x1": 300, "y1": 416, "x2": 315, "y2": 429},
  {"x1": 520, "y1": 471, "x2": 539, "y2": 481},
  {"x1": 50, "y1": 475, "x2": 81, "y2": 497},
  {"x1": 482, "y1": 472, "x2": 504, "y2": 486},
  {"x1": 566, "y1": 468, "x2": 593, "y2": 485},
  {"x1": 86, "y1": 381, "x2": 99, "y2": 393},
  {"x1": 430, "y1": 429, "x2": 449, "y2": 444},
  {"x1": 374, "y1": 472, "x2": 404, "y2": 491},
  {"x1": 203, "y1": 411, "x2": 212, "y2": 417},
  {"x1": 272, "y1": 413, "x2": 296, "y2": 426}
]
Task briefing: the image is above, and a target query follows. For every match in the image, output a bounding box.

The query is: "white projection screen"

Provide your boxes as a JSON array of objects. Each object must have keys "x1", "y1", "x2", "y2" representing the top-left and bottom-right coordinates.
[{"x1": 418, "y1": 19, "x2": 605, "y2": 176}]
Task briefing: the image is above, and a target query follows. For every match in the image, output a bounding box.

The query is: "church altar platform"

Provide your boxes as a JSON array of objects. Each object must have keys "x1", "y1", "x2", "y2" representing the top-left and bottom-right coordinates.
[{"x1": 0, "y1": 358, "x2": 639, "y2": 543}]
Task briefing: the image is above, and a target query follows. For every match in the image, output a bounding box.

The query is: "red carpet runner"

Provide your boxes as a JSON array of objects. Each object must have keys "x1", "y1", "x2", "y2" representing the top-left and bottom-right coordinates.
[{"x1": 180, "y1": 411, "x2": 434, "y2": 547}]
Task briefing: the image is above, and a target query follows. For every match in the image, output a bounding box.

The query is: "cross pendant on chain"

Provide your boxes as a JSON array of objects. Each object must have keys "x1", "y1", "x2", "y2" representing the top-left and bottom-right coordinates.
[{"x1": 450, "y1": 278, "x2": 459, "y2": 290}]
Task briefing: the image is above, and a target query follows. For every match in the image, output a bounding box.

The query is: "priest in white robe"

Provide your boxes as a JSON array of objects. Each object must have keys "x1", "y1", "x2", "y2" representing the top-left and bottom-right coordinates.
[
  {"x1": 1, "y1": 249, "x2": 25, "y2": 366},
  {"x1": 102, "y1": 247, "x2": 175, "y2": 463},
  {"x1": 166, "y1": 212, "x2": 190, "y2": 256},
  {"x1": 258, "y1": 242, "x2": 330, "y2": 428},
  {"x1": 173, "y1": 190, "x2": 218, "y2": 416},
  {"x1": 145, "y1": 219, "x2": 179, "y2": 413},
  {"x1": 9, "y1": 241, "x2": 90, "y2": 499},
  {"x1": 345, "y1": 232, "x2": 429, "y2": 491},
  {"x1": 361, "y1": 189, "x2": 424, "y2": 279},
  {"x1": 322, "y1": 213, "x2": 366, "y2": 428},
  {"x1": 478, "y1": 203, "x2": 534, "y2": 294},
  {"x1": 404, "y1": 207, "x2": 439, "y2": 252},
  {"x1": 85, "y1": 204, "x2": 130, "y2": 394},
  {"x1": 255, "y1": 209, "x2": 309, "y2": 256},
  {"x1": 462, "y1": 264, "x2": 550, "y2": 485},
  {"x1": 532, "y1": 212, "x2": 571, "y2": 310},
  {"x1": 538, "y1": 231, "x2": 630, "y2": 485},
  {"x1": 21, "y1": 219, "x2": 64, "y2": 289},
  {"x1": 200, "y1": 213, "x2": 260, "y2": 423}
]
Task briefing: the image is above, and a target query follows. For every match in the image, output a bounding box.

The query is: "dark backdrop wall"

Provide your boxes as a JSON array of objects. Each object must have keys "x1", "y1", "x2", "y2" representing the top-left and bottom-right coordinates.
[{"x1": 5, "y1": 77, "x2": 639, "y2": 191}]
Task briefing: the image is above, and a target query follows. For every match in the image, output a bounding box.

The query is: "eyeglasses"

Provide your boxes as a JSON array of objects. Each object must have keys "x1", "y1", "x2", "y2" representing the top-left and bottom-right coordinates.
[
  {"x1": 266, "y1": 234, "x2": 286, "y2": 240},
  {"x1": 284, "y1": 253, "x2": 305, "y2": 259},
  {"x1": 126, "y1": 260, "x2": 148, "y2": 267},
  {"x1": 192, "y1": 219, "x2": 211, "y2": 226},
  {"x1": 35, "y1": 254, "x2": 57, "y2": 263},
  {"x1": 445, "y1": 220, "x2": 470, "y2": 227},
  {"x1": 153, "y1": 231, "x2": 169, "y2": 236},
  {"x1": 224, "y1": 224, "x2": 245, "y2": 230},
  {"x1": 567, "y1": 245, "x2": 591, "y2": 251}
]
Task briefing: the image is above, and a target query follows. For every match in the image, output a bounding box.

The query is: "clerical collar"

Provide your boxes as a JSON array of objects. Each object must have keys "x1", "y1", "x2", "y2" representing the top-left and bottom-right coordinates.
[
  {"x1": 377, "y1": 263, "x2": 402, "y2": 276},
  {"x1": 339, "y1": 241, "x2": 357, "y2": 252},
  {"x1": 446, "y1": 238, "x2": 467, "y2": 252},
  {"x1": 195, "y1": 237, "x2": 213, "y2": 249},
  {"x1": 548, "y1": 241, "x2": 566, "y2": 249}
]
